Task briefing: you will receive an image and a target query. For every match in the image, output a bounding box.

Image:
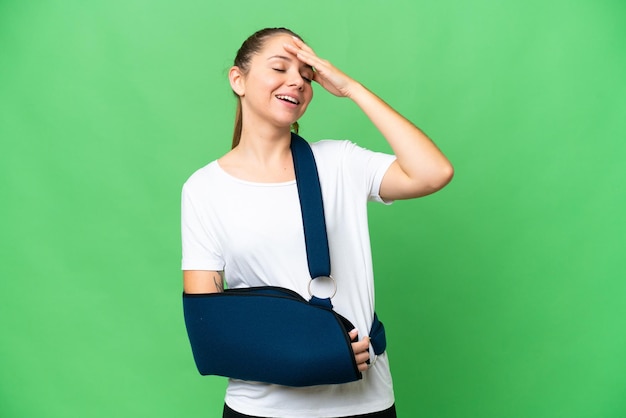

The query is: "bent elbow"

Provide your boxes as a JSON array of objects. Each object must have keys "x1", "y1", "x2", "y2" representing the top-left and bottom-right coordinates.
[
  {"x1": 439, "y1": 162, "x2": 454, "y2": 188},
  {"x1": 419, "y1": 163, "x2": 454, "y2": 197},
  {"x1": 383, "y1": 160, "x2": 454, "y2": 200}
]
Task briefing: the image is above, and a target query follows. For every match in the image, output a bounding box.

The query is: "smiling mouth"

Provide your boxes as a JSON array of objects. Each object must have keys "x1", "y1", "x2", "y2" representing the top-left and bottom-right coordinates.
[{"x1": 276, "y1": 95, "x2": 300, "y2": 105}]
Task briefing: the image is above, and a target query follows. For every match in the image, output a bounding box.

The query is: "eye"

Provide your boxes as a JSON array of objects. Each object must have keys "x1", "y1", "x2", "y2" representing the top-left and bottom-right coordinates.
[
  {"x1": 301, "y1": 72, "x2": 314, "y2": 83},
  {"x1": 272, "y1": 68, "x2": 286, "y2": 73}
]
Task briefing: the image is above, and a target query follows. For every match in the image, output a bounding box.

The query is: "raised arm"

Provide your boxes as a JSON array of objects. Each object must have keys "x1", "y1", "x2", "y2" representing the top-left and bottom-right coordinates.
[{"x1": 284, "y1": 37, "x2": 454, "y2": 201}]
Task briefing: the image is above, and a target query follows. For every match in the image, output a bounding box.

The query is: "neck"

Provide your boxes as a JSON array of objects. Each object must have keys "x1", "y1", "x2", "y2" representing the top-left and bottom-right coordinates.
[
  {"x1": 222, "y1": 127, "x2": 296, "y2": 182},
  {"x1": 236, "y1": 123, "x2": 293, "y2": 164}
]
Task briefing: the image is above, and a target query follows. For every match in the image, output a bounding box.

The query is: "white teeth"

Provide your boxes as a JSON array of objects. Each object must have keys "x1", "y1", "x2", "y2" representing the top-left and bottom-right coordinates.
[{"x1": 276, "y1": 95, "x2": 299, "y2": 104}]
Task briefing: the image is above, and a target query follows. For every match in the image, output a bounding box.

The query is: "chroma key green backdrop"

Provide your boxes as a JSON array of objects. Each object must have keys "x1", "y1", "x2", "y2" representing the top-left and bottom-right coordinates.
[{"x1": 1, "y1": 0, "x2": 625, "y2": 417}]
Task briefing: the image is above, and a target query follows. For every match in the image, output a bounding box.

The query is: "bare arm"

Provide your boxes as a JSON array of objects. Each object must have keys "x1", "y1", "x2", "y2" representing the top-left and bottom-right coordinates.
[
  {"x1": 183, "y1": 270, "x2": 224, "y2": 294},
  {"x1": 346, "y1": 84, "x2": 454, "y2": 200},
  {"x1": 284, "y1": 38, "x2": 454, "y2": 201}
]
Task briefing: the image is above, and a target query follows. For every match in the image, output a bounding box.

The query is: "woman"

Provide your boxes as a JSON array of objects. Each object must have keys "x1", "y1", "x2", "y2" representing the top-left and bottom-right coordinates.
[{"x1": 181, "y1": 27, "x2": 453, "y2": 418}]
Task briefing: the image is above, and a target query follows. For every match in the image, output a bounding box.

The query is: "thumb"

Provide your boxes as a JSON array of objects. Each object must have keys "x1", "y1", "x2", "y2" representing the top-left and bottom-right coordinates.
[{"x1": 349, "y1": 329, "x2": 359, "y2": 341}]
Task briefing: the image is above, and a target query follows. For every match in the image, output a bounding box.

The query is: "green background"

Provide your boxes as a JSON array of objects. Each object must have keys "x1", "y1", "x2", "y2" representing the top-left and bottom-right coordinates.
[{"x1": 1, "y1": 0, "x2": 625, "y2": 417}]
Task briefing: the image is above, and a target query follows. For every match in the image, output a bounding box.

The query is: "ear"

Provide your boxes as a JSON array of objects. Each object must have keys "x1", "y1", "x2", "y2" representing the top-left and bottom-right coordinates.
[{"x1": 229, "y1": 66, "x2": 245, "y2": 97}]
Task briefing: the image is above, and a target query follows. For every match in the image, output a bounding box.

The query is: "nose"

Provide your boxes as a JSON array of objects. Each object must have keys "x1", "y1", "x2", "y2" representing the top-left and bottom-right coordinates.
[{"x1": 287, "y1": 70, "x2": 305, "y2": 90}]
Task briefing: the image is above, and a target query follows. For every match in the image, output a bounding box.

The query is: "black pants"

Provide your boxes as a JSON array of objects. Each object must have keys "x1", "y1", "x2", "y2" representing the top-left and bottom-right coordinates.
[{"x1": 223, "y1": 403, "x2": 397, "y2": 418}]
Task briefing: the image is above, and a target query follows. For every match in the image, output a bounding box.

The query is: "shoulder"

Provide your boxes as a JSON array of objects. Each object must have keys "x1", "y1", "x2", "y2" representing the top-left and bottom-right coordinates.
[
  {"x1": 310, "y1": 139, "x2": 394, "y2": 168},
  {"x1": 310, "y1": 139, "x2": 388, "y2": 158},
  {"x1": 182, "y1": 161, "x2": 221, "y2": 194},
  {"x1": 310, "y1": 139, "x2": 352, "y2": 154},
  {"x1": 309, "y1": 139, "x2": 357, "y2": 164}
]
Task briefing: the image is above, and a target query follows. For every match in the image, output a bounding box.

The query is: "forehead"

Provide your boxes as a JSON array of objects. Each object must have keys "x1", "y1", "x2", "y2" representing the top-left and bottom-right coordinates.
[
  {"x1": 257, "y1": 34, "x2": 295, "y2": 55},
  {"x1": 255, "y1": 34, "x2": 312, "y2": 70}
]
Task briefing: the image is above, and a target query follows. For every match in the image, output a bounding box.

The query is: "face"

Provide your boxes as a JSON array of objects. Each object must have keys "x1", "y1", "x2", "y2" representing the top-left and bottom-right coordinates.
[{"x1": 230, "y1": 34, "x2": 314, "y2": 131}]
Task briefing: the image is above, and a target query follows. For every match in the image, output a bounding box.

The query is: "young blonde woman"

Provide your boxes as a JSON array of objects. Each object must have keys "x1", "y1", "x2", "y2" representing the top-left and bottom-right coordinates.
[{"x1": 181, "y1": 27, "x2": 453, "y2": 418}]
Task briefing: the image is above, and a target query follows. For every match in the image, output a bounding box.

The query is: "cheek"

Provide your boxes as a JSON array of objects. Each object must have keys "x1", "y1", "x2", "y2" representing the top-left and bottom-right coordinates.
[
  {"x1": 305, "y1": 86, "x2": 314, "y2": 103},
  {"x1": 250, "y1": 73, "x2": 281, "y2": 95},
  {"x1": 300, "y1": 94, "x2": 313, "y2": 115}
]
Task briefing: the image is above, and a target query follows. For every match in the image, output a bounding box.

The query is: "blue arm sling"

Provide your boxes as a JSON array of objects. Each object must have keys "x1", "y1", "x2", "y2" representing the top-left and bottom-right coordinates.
[{"x1": 182, "y1": 133, "x2": 386, "y2": 387}]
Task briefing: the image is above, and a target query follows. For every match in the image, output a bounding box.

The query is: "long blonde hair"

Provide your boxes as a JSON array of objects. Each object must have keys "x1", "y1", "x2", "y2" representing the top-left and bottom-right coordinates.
[{"x1": 230, "y1": 27, "x2": 303, "y2": 149}]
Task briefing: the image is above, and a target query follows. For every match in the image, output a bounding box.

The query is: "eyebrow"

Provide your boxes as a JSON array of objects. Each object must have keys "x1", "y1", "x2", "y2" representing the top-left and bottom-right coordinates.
[
  {"x1": 268, "y1": 55, "x2": 313, "y2": 71},
  {"x1": 268, "y1": 55, "x2": 292, "y2": 61}
]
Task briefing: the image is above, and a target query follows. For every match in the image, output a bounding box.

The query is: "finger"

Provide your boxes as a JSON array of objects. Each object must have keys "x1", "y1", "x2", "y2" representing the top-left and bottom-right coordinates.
[
  {"x1": 351, "y1": 336, "x2": 370, "y2": 353},
  {"x1": 354, "y1": 349, "x2": 370, "y2": 372},
  {"x1": 349, "y1": 329, "x2": 359, "y2": 341},
  {"x1": 282, "y1": 40, "x2": 327, "y2": 68},
  {"x1": 291, "y1": 36, "x2": 315, "y2": 54},
  {"x1": 351, "y1": 335, "x2": 371, "y2": 372},
  {"x1": 282, "y1": 39, "x2": 313, "y2": 57},
  {"x1": 354, "y1": 350, "x2": 370, "y2": 364},
  {"x1": 283, "y1": 43, "x2": 324, "y2": 69}
]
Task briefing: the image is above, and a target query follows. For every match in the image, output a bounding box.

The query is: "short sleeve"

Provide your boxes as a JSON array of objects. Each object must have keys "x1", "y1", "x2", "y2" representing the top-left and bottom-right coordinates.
[
  {"x1": 180, "y1": 181, "x2": 225, "y2": 271},
  {"x1": 341, "y1": 141, "x2": 396, "y2": 204}
]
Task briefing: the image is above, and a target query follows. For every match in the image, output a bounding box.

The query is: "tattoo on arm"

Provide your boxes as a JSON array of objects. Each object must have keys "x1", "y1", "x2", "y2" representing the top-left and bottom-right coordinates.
[{"x1": 213, "y1": 272, "x2": 224, "y2": 293}]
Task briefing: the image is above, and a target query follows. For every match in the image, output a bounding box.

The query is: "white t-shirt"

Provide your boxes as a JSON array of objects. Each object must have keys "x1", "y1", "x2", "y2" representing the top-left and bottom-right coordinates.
[{"x1": 181, "y1": 139, "x2": 396, "y2": 417}]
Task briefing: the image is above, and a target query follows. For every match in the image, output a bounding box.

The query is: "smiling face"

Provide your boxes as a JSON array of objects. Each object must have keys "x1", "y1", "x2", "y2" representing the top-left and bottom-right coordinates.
[{"x1": 230, "y1": 34, "x2": 314, "y2": 133}]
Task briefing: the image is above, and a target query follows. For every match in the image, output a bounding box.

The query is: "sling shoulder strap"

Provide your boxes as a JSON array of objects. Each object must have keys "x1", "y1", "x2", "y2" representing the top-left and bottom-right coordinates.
[{"x1": 290, "y1": 133, "x2": 331, "y2": 280}]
